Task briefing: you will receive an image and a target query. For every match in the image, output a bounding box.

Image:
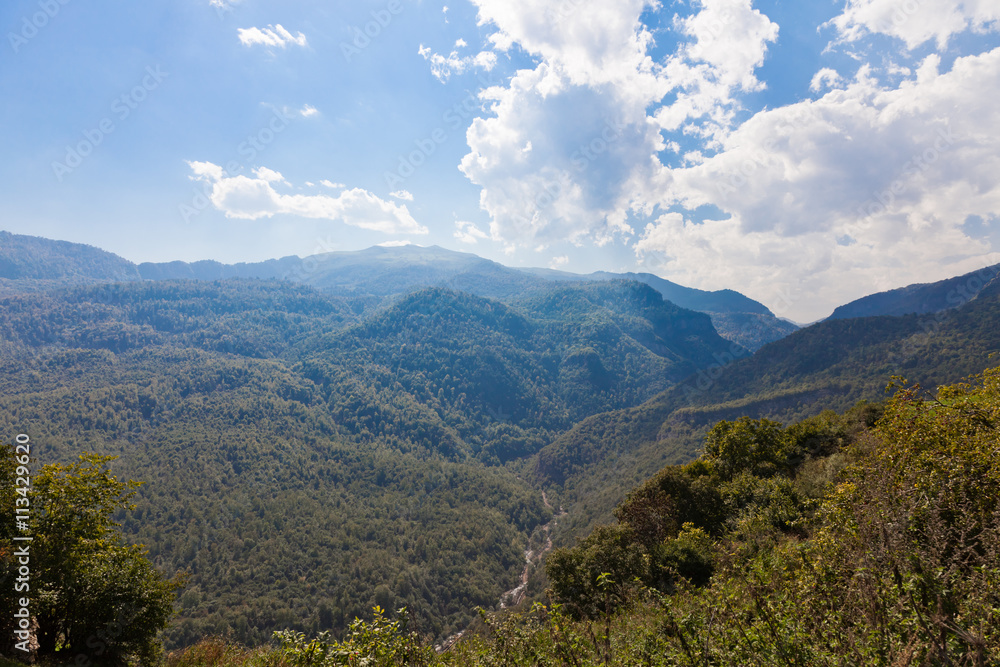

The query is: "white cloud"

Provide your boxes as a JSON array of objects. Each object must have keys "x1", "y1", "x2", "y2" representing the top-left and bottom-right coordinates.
[
  {"x1": 389, "y1": 190, "x2": 414, "y2": 201},
  {"x1": 299, "y1": 104, "x2": 318, "y2": 117},
  {"x1": 453, "y1": 1, "x2": 999, "y2": 319},
  {"x1": 809, "y1": 67, "x2": 842, "y2": 92},
  {"x1": 187, "y1": 161, "x2": 427, "y2": 235},
  {"x1": 636, "y1": 47, "x2": 1000, "y2": 320},
  {"x1": 253, "y1": 166, "x2": 287, "y2": 184},
  {"x1": 455, "y1": 38, "x2": 468, "y2": 48},
  {"x1": 458, "y1": 0, "x2": 777, "y2": 249},
  {"x1": 320, "y1": 180, "x2": 345, "y2": 189},
  {"x1": 418, "y1": 44, "x2": 497, "y2": 82},
  {"x1": 454, "y1": 220, "x2": 490, "y2": 244},
  {"x1": 238, "y1": 24, "x2": 308, "y2": 48},
  {"x1": 549, "y1": 255, "x2": 569, "y2": 269},
  {"x1": 828, "y1": 0, "x2": 1000, "y2": 49}
]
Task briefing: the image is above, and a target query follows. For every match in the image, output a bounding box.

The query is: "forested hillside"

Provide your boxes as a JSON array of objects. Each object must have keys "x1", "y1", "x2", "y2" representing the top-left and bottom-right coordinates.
[
  {"x1": 1, "y1": 231, "x2": 797, "y2": 351},
  {"x1": 1, "y1": 232, "x2": 998, "y2": 665},
  {"x1": 539, "y1": 273, "x2": 1000, "y2": 538},
  {"x1": 161, "y1": 365, "x2": 1000, "y2": 666},
  {"x1": 0, "y1": 276, "x2": 738, "y2": 649},
  {"x1": 827, "y1": 263, "x2": 1000, "y2": 320}
]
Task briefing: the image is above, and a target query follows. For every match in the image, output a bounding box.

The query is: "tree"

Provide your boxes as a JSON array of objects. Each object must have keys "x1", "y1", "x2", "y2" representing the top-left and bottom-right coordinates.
[
  {"x1": 0, "y1": 451, "x2": 182, "y2": 665},
  {"x1": 702, "y1": 416, "x2": 792, "y2": 480}
]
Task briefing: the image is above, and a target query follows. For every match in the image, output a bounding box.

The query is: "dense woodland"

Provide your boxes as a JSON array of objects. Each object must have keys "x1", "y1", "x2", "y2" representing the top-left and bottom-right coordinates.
[
  {"x1": 0, "y1": 276, "x2": 742, "y2": 651},
  {"x1": 42, "y1": 365, "x2": 995, "y2": 666},
  {"x1": 0, "y1": 235, "x2": 998, "y2": 665}
]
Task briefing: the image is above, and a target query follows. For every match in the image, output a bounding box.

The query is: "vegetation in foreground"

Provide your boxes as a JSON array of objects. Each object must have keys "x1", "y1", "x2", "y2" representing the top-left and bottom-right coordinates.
[{"x1": 158, "y1": 366, "x2": 999, "y2": 666}]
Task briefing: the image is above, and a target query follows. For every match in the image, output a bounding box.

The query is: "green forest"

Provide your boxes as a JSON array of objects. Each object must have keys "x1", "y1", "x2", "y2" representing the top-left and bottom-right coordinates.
[
  {"x1": 4, "y1": 366, "x2": 997, "y2": 665},
  {"x1": 0, "y1": 242, "x2": 997, "y2": 665},
  {"x1": 0, "y1": 277, "x2": 741, "y2": 655}
]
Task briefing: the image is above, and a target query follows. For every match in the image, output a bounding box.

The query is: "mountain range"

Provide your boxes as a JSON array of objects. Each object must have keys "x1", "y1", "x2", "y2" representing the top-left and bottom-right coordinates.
[
  {"x1": 1, "y1": 229, "x2": 998, "y2": 649},
  {"x1": 0, "y1": 231, "x2": 792, "y2": 352}
]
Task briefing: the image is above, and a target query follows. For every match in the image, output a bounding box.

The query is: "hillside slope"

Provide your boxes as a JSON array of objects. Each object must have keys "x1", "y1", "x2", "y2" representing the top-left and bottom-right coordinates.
[
  {"x1": 540, "y1": 275, "x2": 1000, "y2": 537},
  {"x1": 0, "y1": 230, "x2": 140, "y2": 285},
  {"x1": 0, "y1": 277, "x2": 743, "y2": 647},
  {"x1": 827, "y1": 262, "x2": 1000, "y2": 320}
]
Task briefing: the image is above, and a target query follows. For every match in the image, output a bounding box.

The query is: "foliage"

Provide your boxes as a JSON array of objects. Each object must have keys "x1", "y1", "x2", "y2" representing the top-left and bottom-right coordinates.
[
  {"x1": 0, "y1": 278, "x2": 741, "y2": 648},
  {"x1": 536, "y1": 277, "x2": 1000, "y2": 536},
  {"x1": 0, "y1": 452, "x2": 181, "y2": 665},
  {"x1": 275, "y1": 607, "x2": 432, "y2": 666},
  {"x1": 83, "y1": 367, "x2": 1000, "y2": 665},
  {"x1": 539, "y1": 367, "x2": 1000, "y2": 665}
]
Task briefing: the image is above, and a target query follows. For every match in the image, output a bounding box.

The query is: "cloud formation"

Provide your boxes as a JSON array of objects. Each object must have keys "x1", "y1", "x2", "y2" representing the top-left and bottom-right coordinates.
[
  {"x1": 238, "y1": 25, "x2": 308, "y2": 49},
  {"x1": 187, "y1": 162, "x2": 427, "y2": 235},
  {"x1": 828, "y1": 0, "x2": 1000, "y2": 49},
  {"x1": 449, "y1": 0, "x2": 1000, "y2": 320},
  {"x1": 457, "y1": 0, "x2": 778, "y2": 250},
  {"x1": 637, "y1": 48, "x2": 1000, "y2": 320},
  {"x1": 417, "y1": 44, "x2": 497, "y2": 82}
]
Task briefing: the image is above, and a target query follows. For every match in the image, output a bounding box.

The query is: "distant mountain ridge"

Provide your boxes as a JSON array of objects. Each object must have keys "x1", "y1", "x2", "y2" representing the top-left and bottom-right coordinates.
[
  {"x1": 0, "y1": 231, "x2": 797, "y2": 350},
  {"x1": 537, "y1": 271, "x2": 1000, "y2": 539},
  {"x1": 0, "y1": 230, "x2": 141, "y2": 283},
  {"x1": 827, "y1": 263, "x2": 1000, "y2": 320},
  {"x1": 524, "y1": 268, "x2": 771, "y2": 315}
]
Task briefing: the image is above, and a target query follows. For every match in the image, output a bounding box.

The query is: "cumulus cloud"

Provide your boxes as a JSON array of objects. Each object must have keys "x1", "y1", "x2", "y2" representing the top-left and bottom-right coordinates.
[
  {"x1": 459, "y1": 0, "x2": 778, "y2": 249},
  {"x1": 636, "y1": 48, "x2": 1000, "y2": 320},
  {"x1": 810, "y1": 67, "x2": 842, "y2": 92},
  {"x1": 389, "y1": 190, "x2": 414, "y2": 201},
  {"x1": 451, "y1": 0, "x2": 999, "y2": 319},
  {"x1": 656, "y1": 0, "x2": 779, "y2": 138},
  {"x1": 827, "y1": 0, "x2": 1000, "y2": 49},
  {"x1": 187, "y1": 161, "x2": 427, "y2": 235},
  {"x1": 320, "y1": 180, "x2": 345, "y2": 189},
  {"x1": 238, "y1": 25, "x2": 308, "y2": 48}
]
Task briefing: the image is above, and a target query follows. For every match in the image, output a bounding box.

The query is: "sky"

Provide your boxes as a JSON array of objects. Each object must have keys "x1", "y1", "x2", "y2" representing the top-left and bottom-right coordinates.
[{"x1": 2, "y1": 0, "x2": 999, "y2": 322}]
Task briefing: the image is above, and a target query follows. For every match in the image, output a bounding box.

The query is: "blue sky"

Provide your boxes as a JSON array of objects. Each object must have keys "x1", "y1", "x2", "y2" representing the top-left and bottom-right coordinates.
[{"x1": 2, "y1": 0, "x2": 999, "y2": 321}]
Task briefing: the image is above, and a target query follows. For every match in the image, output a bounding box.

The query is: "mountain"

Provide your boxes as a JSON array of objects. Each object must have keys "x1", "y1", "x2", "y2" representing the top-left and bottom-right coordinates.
[
  {"x1": 1, "y1": 231, "x2": 798, "y2": 350},
  {"x1": 525, "y1": 268, "x2": 797, "y2": 351},
  {"x1": 134, "y1": 256, "x2": 302, "y2": 282},
  {"x1": 525, "y1": 268, "x2": 770, "y2": 314},
  {"x1": 0, "y1": 230, "x2": 140, "y2": 285},
  {"x1": 827, "y1": 263, "x2": 1000, "y2": 320},
  {"x1": 0, "y1": 274, "x2": 742, "y2": 647},
  {"x1": 139, "y1": 245, "x2": 547, "y2": 300},
  {"x1": 538, "y1": 274, "x2": 1000, "y2": 538}
]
